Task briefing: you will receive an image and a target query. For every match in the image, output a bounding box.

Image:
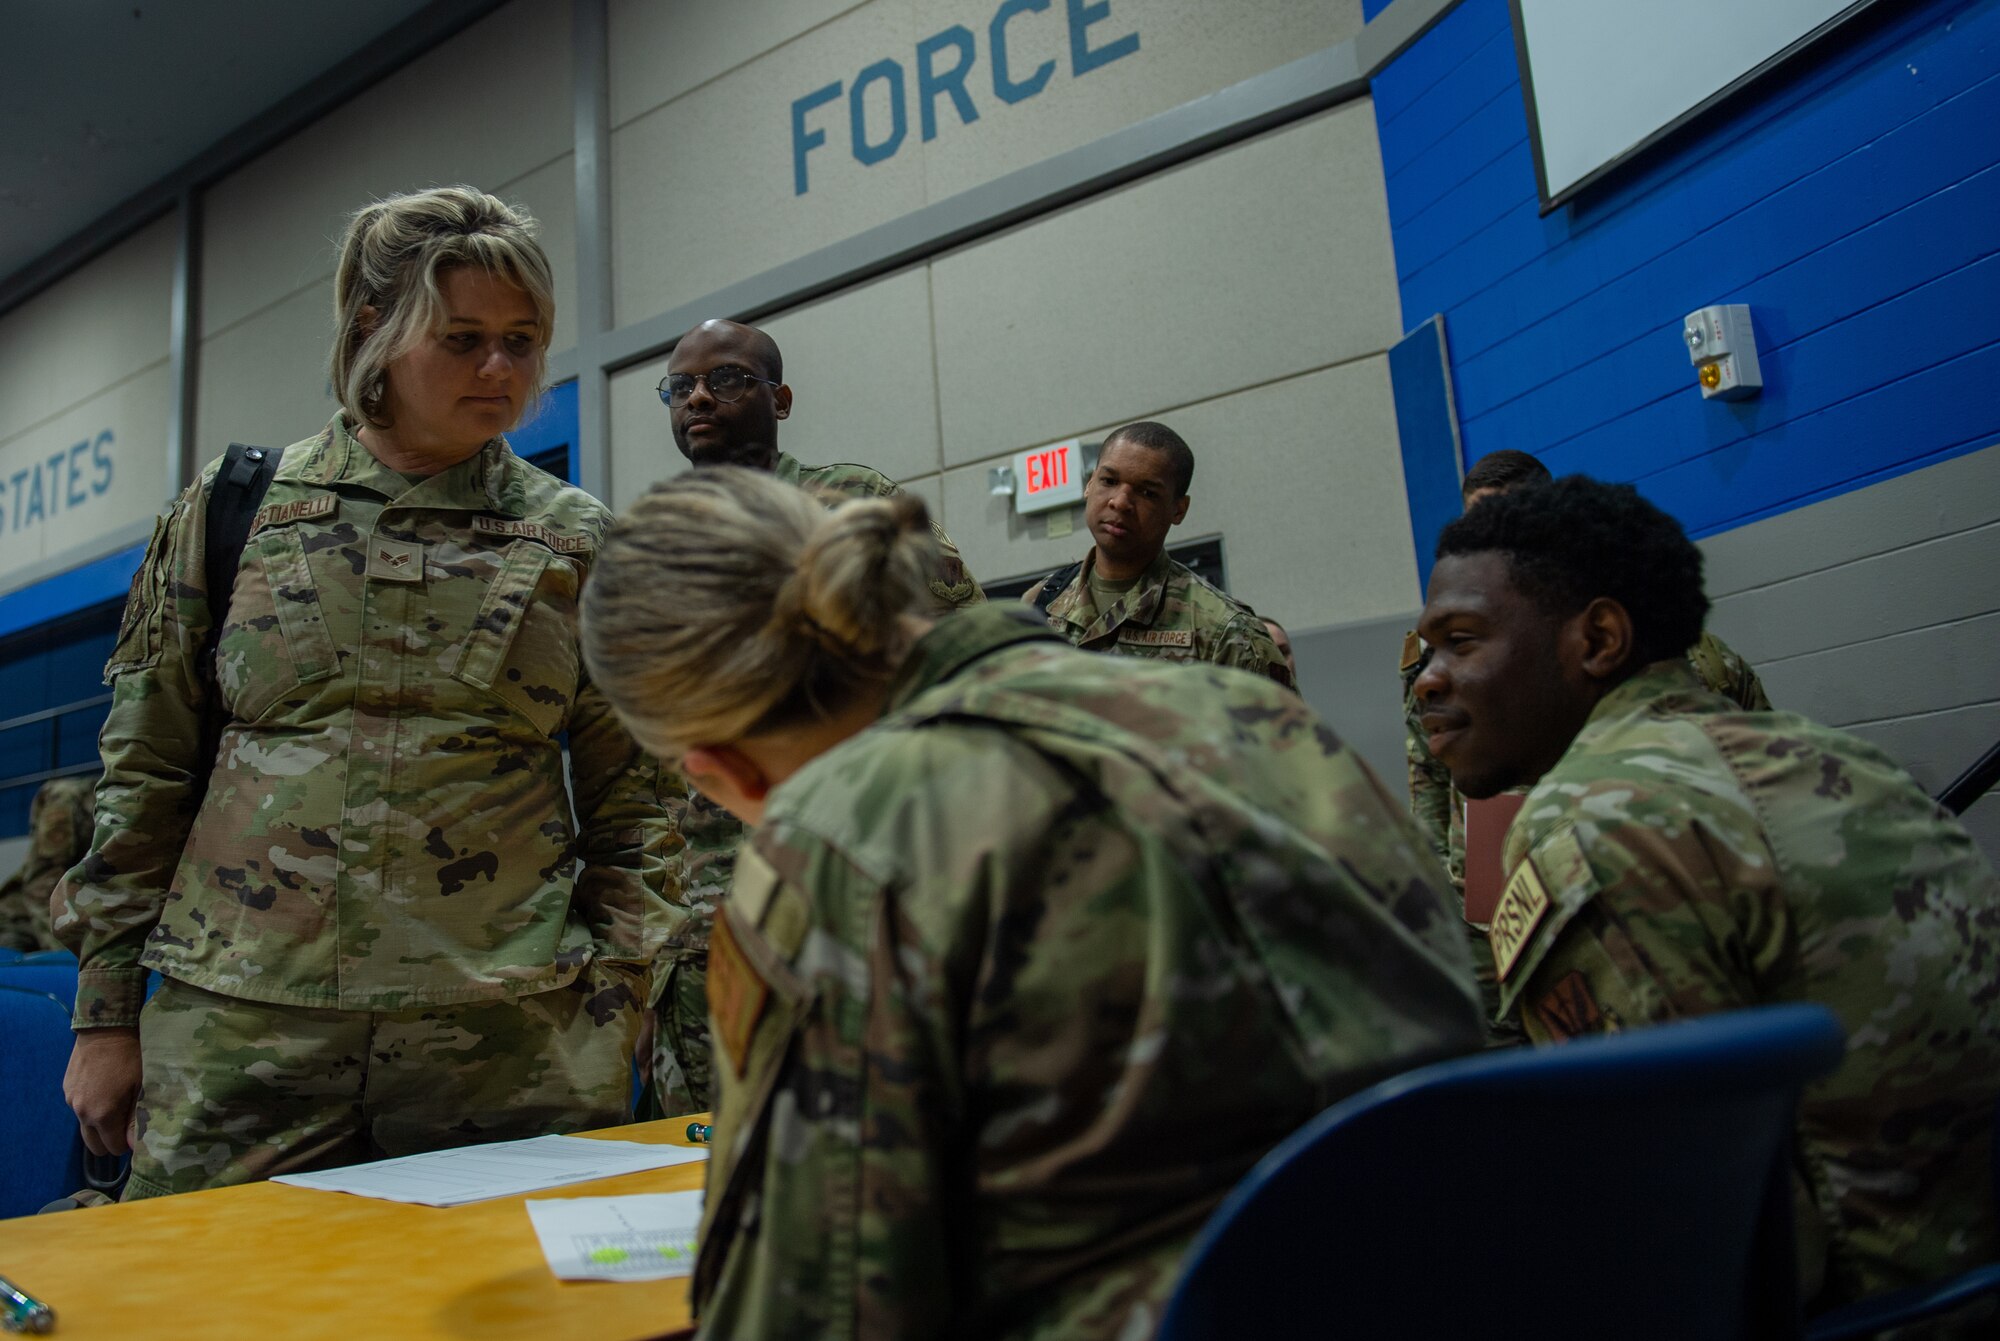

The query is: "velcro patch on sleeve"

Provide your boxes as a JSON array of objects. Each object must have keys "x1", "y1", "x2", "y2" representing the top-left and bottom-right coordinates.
[
  {"x1": 1489, "y1": 856, "x2": 1552, "y2": 983},
  {"x1": 1117, "y1": 627, "x2": 1194, "y2": 649},
  {"x1": 1400, "y1": 629, "x2": 1423, "y2": 672},
  {"x1": 708, "y1": 911, "x2": 770, "y2": 1078},
  {"x1": 473, "y1": 515, "x2": 591, "y2": 554},
  {"x1": 250, "y1": 495, "x2": 337, "y2": 534},
  {"x1": 1533, "y1": 969, "x2": 1609, "y2": 1040}
]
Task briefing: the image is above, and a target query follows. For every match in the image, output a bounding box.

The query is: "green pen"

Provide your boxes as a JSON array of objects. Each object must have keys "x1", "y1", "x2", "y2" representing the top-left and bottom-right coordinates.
[{"x1": 0, "y1": 1273, "x2": 54, "y2": 1334}]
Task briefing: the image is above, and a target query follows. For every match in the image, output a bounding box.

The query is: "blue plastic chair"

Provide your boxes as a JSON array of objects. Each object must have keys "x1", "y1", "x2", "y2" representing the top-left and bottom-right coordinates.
[
  {"x1": 1159, "y1": 1004, "x2": 1847, "y2": 1341},
  {"x1": 0, "y1": 984, "x2": 88, "y2": 1220},
  {"x1": 16, "y1": 949, "x2": 76, "y2": 966},
  {"x1": 0, "y1": 947, "x2": 22, "y2": 964}
]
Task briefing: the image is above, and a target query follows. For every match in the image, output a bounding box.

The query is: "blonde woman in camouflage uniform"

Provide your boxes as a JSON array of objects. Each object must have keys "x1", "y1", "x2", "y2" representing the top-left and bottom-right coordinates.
[
  {"x1": 54, "y1": 187, "x2": 675, "y2": 1199},
  {"x1": 580, "y1": 466, "x2": 1481, "y2": 1340}
]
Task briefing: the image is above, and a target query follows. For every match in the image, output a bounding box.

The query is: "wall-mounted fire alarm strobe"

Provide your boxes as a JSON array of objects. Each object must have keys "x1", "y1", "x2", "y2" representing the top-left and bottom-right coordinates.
[{"x1": 1682, "y1": 304, "x2": 1762, "y2": 401}]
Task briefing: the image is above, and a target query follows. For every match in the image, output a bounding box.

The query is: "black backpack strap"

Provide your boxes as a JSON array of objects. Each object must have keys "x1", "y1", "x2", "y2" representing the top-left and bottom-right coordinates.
[
  {"x1": 1032, "y1": 561, "x2": 1083, "y2": 615},
  {"x1": 204, "y1": 442, "x2": 284, "y2": 653}
]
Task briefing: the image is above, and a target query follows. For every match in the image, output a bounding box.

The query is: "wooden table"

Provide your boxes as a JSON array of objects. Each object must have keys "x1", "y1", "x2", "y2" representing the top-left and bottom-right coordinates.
[{"x1": 0, "y1": 1118, "x2": 710, "y2": 1340}]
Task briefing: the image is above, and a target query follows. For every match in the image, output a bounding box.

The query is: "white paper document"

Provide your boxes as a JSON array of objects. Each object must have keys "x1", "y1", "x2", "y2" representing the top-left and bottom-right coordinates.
[
  {"x1": 270, "y1": 1134, "x2": 707, "y2": 1206},
  {"x1": 526, "y1": 1191, "x2": 705, "y2": 1281}
]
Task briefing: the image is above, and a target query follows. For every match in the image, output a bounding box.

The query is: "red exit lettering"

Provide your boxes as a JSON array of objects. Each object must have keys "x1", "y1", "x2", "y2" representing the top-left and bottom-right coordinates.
[{"x1": 1024, "y1": 446, "x2": 1069, "y2": 495}]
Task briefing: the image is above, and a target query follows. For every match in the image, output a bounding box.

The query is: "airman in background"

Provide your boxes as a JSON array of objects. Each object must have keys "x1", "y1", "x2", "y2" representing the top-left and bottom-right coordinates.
[
  {"x1": 1415, "y1": 474, "x2": 2000, "y2": 1326},
  {"x1": 0, "y1": 773, "x2": 96, "y2": 953},
  {"x1": 1022, "y1": 421, "x2": 1292, "y2": 688},
  {"x1": 649, "y1": 318, "x2": 985, "y2": 1116}
]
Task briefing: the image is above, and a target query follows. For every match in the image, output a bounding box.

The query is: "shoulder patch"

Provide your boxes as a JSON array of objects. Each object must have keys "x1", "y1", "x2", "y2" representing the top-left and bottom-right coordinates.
[
  {"x1": 1117, "y1": 627, "x2": 1194, "y2": 649},
  {"x1": 708, "y1": 911, "x2": 770, "y2": 1079},
  {"x1": 1533, "y1": 969, "x2": 1610, "y2": 1040},
  {"x1": 250, "y1": 494, "x2": 337, "y2": 535},
  {"x1": 1489, "y1": 857, "x2": 1552, "y2": 983},
  {"x1": 1400, "y1": 629, "x2": 1423, "y2": 672},
  {"x1": 473, "y1": 515, "x2": 590, "y2": 554},
  {"x1": 729, "y1": 845, "x2": 780, "y2": 929}
]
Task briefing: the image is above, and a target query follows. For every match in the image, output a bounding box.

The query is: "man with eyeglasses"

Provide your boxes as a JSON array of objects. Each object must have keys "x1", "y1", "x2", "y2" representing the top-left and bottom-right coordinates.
[
  {"x1": 1023, "y1": 421, "x2": 1293, "y2": 689},
  {"x1": 648, "y1": 318, "x2": 985, "y2": 1119},
  {"x1": 659, "y1": 318, "x2": 983, "y2": 607}
]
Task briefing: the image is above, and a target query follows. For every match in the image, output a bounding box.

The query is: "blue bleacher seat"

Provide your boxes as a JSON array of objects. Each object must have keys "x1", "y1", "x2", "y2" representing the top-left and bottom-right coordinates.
[
  {"x1": 17, "y1": 949, "x2": 76, "y2": 965},
  {"x1": 1159, "y1": 1004, "x2": 1847, "y2": 1341},
  {"x1": 0, "y1": 984, "x2": 88, "y2": 1220},
  {"x1": 0, "y1": 957, "x2": 77, "y2": 1012}
]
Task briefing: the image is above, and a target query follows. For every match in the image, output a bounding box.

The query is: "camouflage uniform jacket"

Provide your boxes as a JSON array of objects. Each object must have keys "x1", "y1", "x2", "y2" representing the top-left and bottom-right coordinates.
[
  {"x1": 0, "y1": 774, "x2": 96, "y2": 952},
  {"x1": 1021, "y1": 547, "x2": 1294, "y2": 689},
  {"x1": 694, "y1": 604, "x2": 1481, "y2": 1340},
  {"x1": 668, "y1": 456, "x2": 986, "y2": 967},
  {"x1": 1491, "y1": 660, "x2": 2000, "y2": 1308},
  {"x1": 54, "y1": 416, "x2": 678, "y2": 1028}
]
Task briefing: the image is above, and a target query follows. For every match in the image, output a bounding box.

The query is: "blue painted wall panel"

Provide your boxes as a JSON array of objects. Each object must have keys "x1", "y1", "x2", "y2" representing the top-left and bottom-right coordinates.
[
  {"x1": 1379, "y1": 27, "x2": 1520, "y2": 182},
  {"x1": 1389, "y1": 318, "x2": 1466, "y2": 597},
  {"x1": 1369, "y1": 0, "x2": 1509, "y2": 129},
  {"x1": 1369, "y1": 0, "x2": 2000, "y2": 537}
]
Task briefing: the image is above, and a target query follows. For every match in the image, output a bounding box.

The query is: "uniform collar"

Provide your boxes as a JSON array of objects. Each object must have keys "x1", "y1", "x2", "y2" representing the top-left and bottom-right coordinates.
[
  {"x1": 1582, "y1": 658, "x2": 1720, "y2": 732},
  {"x1": 290, "y1": 413, "x2": 524, "y2": 514},
  {"x1": 1060, "y1": 546, "x2": 1174, "y2": 637},
  {"x1": 885, "y1": 605, "x2": 1059, "y2": 714},
  {"x1": 771, "y1": 450, "x2": 802, "y2": 484}
]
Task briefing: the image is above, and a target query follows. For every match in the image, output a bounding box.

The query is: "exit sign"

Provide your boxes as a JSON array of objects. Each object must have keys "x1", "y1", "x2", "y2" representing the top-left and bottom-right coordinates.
[{"x1": 1010, "y1": 437, "x2": 1085, "y2": 514}]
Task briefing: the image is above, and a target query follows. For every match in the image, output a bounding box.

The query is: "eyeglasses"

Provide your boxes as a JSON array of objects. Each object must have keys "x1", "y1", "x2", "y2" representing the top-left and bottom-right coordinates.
[{"x1": 657, "y1": 366, "x2": 780, "y2": 408}]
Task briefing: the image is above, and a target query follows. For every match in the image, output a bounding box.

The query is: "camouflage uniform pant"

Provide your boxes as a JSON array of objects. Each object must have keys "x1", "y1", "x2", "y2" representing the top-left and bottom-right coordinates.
[
  {"x1": 649, "y1": 952, "x2": 712, "y2": 1118},
  {"x1": 126, "y1": 965, "x2": 644, "y2": 1200}
]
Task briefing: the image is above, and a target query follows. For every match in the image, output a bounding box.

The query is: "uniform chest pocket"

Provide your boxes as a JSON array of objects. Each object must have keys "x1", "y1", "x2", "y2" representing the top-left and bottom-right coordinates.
[
  {"x1": 216, "y1": 527, "x2": 341, "y2": 723},
  {"x1": 449, "y1": 539, "x2": 582, "y2": 738}
]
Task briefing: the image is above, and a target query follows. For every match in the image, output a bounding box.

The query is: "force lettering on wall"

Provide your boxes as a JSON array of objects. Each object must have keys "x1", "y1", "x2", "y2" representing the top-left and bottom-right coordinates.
[
  {"x1": 0, "y1": 429, "x2": 116, "y2": 538},
  {"x1": 791, "y1": 0, "x2": 1140, "y2": 194}
]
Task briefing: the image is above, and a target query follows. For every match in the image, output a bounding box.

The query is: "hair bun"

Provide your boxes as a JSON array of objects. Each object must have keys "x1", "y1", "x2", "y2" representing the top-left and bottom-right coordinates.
[{"x1": 775, "y1": 493, "x2": 935, "y2": 665}]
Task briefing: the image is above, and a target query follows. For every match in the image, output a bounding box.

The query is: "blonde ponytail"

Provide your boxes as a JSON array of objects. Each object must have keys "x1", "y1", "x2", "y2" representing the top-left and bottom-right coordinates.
[{"x1": 582, "y1": 467, "x2": 938, "y2": 752}]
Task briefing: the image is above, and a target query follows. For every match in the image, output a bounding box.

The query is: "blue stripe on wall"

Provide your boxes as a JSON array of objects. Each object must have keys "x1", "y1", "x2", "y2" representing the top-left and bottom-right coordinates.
[
  {"x1": 1369, "y1": 0, "x2": 2000, "y2": 537},
  {"x1": 0, "y1": 541, "x2": 145, "y2": 641},
  {"x1": 510, "y1": 378, "x2": 579, "y2": 483}
]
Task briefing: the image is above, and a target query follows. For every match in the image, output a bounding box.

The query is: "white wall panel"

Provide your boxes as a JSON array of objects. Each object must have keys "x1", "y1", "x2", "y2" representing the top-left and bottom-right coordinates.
[
  {"x1": 929, "y1": 104, "x2": 1401, "y2": 467},
  {"x1": 939, "y1": 357, "x2": 1414, "y2": 630},
  {"x1": 607, "y1": 0, "x2": 1363, "y2": 325},
  {"x1": 611, "y1": 1, "x2": 929, "y2": 324},
  {"x1": 195, "y1": 281, "x2": 338, "y2": 466},
  {"x1": 609, "y1": 0, "x2": 867, "y2": 127},
  {"x1": 0, "y1": 216, "x2": 174, "y2": 447},
  {"x1": 507, "y1": 152, "x2": 582, "y2": 360},
  {"x1": 608, "y1": 355, "x2": 684, "y2": 511},
  {"x1": 759, "y1": 268, "x2": 940, "y2": 484},
  {"x1": 201, "y1": 0, "x2": 573, "y2": 341},
  {"x1": 917, "y1": 0, "x2": 1361, "y2": 201},
  {"x1": 0, "y1": 361, "x2": 171, "y2": 590}
]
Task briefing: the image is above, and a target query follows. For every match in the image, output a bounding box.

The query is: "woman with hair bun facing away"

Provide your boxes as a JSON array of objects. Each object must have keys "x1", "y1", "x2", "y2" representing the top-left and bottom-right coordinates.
[
  {"x1": 55, "y1": 186, "x2": 675, "y2": 1197},
  {"x1": 580, "y1": 466, "x2": 1481, "y2": 1339}
]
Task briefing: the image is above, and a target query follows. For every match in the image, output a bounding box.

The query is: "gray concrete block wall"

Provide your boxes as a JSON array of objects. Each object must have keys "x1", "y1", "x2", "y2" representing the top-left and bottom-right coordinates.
[{"x1": 1703, "y1": 444, "x2": 2000, "y2": 860}]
